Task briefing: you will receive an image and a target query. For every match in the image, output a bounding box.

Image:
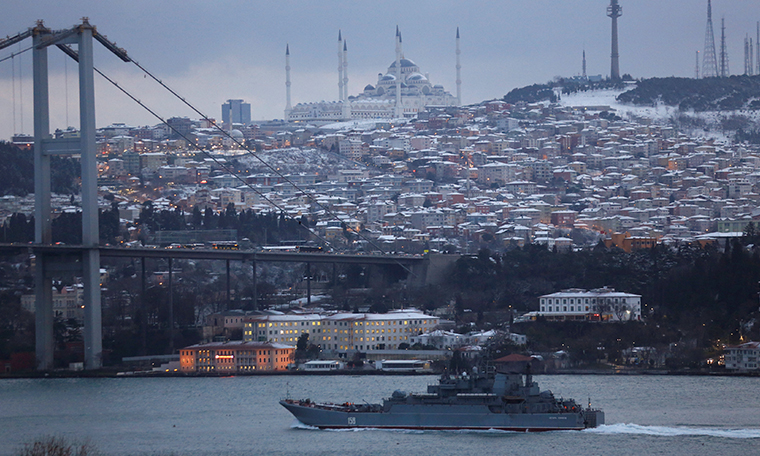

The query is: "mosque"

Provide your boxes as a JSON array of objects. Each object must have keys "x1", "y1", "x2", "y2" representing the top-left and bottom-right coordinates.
[{"x1": 285, "y1": 28, "x2": 461, "y2": 123}]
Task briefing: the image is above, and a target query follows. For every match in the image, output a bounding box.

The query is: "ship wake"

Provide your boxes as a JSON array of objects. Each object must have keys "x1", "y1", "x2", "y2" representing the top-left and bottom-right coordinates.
[{"x1": 587, "y1": 423, "x2": 760, "y2": 439}]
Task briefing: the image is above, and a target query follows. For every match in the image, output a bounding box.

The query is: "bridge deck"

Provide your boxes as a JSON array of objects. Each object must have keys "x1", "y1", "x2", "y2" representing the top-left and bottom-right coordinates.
[{"x1": 0, "y1": 243, "x2": 425, "y2": 265}]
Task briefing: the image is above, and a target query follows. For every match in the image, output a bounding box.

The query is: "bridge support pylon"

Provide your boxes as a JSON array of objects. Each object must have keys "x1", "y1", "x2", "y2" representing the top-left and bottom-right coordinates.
[{"x1": 29, "y1": 19, "x2": 103, "y2": 369}]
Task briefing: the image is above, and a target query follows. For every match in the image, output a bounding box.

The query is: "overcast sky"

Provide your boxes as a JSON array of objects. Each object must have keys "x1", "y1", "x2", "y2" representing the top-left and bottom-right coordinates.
[{"x1": 0, "y1": 1, "x2": 758, "y2": 140}]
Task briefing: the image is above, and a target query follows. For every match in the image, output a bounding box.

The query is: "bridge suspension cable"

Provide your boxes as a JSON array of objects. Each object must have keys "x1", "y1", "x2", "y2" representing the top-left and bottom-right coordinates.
[
  {"x1": 125, "y1": 57, "x2": 399, "y2": 259},
  {"x1": 79, "y1": 55, "x2": 333, "y2": 249},
  {"x1": 45, "y1": 33, "x2": 417, "y2": 276},
  {"x1": 0, "y1": 43, "x2": 33, "y2": 63}
]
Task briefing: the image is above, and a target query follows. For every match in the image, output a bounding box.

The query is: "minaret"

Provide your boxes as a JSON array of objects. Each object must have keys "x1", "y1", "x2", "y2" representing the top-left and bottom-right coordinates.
[
  {"x1": 398, "y1": 28, "x2": 404, "y2": 58},
  {"x1": 696, "y1": 50, "x2": 700, "y2": 79},
  {"x1": 342, "y1": 40, "x2": 351, "y2": 120},
  {"x1": 456, "y1": 27, "x2": 462, "y2": 106},
  {"x1": 343, "y1": 40, "x2": 349, "y2": 102},
  {"x1": 607, "y1": 0, "x2": 622, "y2": 80},
  {"x1": 394, "y1": 26, "x2": 403, "y2": 118},
  {"x1": 338, "y1": 31, "x2": 344, "y2": 103},
  {"x1": 285, "y1": 44, "x2": 292, "y2": 121}
]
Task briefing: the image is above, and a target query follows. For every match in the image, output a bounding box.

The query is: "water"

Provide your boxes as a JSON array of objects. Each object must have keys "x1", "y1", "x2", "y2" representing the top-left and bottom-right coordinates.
[{"x1": 1, "y1": 374, "x2": 759, "y2": 455}]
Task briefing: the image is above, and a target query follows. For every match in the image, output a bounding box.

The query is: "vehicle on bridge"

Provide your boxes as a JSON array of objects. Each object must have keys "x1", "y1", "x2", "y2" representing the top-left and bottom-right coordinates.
[
  {"x1": 212, "y1": 241, "x2": 239, "y2": 250},
  {"x1": 297, "y1": 246, "x2": 324, "y2": 253}
]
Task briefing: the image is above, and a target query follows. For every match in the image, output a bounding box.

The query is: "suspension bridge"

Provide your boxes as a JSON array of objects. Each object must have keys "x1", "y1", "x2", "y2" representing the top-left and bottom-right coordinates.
[{"x1": 0, "y1": 19, "x2": 457, "y2": 371}]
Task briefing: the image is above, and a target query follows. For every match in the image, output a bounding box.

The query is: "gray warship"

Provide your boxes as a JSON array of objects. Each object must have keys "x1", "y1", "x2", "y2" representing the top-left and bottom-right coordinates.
[{"x1": 280, "y1": 366, "x2": 604, "y2": 431}]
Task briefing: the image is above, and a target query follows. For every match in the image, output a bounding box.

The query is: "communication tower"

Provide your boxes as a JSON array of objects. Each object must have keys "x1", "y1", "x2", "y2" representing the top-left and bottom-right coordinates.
[
  {"x1": 702, "y1": 0, "x2": 718, "y2": 78},
  {"x1": 720, "y1": 17, "x2": 729, "y2": 77},
  {"x1": 607, "y1": 0, "x2": 622, "y2": 80},
  {"x1": 745, "y1": 36, "x2": 752, "y2": 75},
  {"x1": 583, "y1": 49, "x2": 587, "y2": 79}
]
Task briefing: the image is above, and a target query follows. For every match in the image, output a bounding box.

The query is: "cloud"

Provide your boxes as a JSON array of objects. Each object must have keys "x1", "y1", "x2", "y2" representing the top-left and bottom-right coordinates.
[{"x1": 1, "y1": 1, "x2": 759, "y2": 140}]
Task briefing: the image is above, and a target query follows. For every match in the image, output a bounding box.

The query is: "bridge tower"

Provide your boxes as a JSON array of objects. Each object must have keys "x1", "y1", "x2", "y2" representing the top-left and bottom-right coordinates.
[{"x1": 0, "y1": 19, "x2": 130, "y2": 370}]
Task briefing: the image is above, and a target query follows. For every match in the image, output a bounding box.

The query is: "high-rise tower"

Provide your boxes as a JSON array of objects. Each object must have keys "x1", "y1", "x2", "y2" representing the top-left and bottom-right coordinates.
[
  {"x1": 702, "y1": 0, "x2": 718, "y2": 78},
  {"x1": 456, "y1": 27, "x2": 462, "y2": 106},
  {"x1": 719, "y1": 17, "x2": 729, "y2": 77},
  {"x1": 607, "y1": 0, "x2": 622, "y2": 80},
  {"x1": 285, "y1": 44, "x2": 292, "y2": 120}
]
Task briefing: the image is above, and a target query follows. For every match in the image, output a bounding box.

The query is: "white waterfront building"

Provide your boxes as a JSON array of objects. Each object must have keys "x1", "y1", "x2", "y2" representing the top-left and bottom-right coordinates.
[
  {"x1": 724, "y1": 342, "x2": 760, "y2": 371},
  {"x1": 409, "y1": 329, "x2": 465, "y2": 349},
  {"x1": 243, "y1": 309, "x2": 439, "y2": 353},
  {"x1": 532, "y1": 287, "x2": 642, "y2": 322}
]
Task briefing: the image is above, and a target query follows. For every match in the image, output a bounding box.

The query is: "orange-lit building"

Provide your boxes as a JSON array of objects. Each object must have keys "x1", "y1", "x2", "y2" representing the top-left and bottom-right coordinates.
[
  {"x1": 604, "y1": 231, "x2": 660, "y2": 253},
  {"x1": 179, "y1": 341, "x2": 294, "y2": 373}
]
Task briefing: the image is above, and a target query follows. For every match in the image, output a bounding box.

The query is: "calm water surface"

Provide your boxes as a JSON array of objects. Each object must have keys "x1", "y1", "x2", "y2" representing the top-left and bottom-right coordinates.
[{"x1": 1, "y1": 374, "x2": 759, "y2": 456}]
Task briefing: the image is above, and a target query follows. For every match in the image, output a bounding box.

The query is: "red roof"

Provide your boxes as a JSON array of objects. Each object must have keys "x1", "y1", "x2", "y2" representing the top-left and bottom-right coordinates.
[{"x1": 494, "y1": 354, "x2": 534, "y2": 363}]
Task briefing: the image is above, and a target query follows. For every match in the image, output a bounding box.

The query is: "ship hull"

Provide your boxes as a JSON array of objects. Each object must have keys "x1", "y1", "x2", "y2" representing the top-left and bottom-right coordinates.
[{"x1": 280, "y1": 400, "x2": 602, "y2": 431}]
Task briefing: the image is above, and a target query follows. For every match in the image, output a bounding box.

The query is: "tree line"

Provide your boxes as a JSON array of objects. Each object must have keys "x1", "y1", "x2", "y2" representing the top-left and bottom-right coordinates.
[
  {"x1": 138, "y1": 202, "x2": 311, "y2": 245},
  {"x1": 440, "y1": 238, "x2": 760, "y2": 355},
  {"x1": 616, "y1": 75, "x2": 760, "y2": 112},
  {"x1": 0, "y1": 141, "x2": 80, "y2": 196}
]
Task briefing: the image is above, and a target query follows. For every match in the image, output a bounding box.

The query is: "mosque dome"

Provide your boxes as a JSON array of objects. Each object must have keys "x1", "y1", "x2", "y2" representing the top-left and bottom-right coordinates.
[
  {"x1": 364, "y1": 84, "x2": 375, "y2": 91},
  {"x1": 388, "y1": 58, "x2": 417, "y2": 69},
  {"x1": 230, "y1": 129, "x2": 244, "y2": 140},
  {"x1": 406, "y1": 73, "x2": 428, "y2": 83}
]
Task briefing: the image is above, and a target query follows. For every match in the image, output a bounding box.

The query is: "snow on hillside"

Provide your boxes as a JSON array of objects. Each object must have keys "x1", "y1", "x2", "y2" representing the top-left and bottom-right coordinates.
[
  {"x1": 235, "y1": 148, "x2": 365, "y2": 174},
  {"x1": 559, "y1": 87, "x2": 760, "y2": 143},
  {"x1": 559, "y1": 88, "x2": 671, "y2": 122}
]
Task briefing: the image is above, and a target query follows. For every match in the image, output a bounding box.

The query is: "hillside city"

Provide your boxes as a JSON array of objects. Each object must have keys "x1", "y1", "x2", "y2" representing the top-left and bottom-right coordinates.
[
  {"x1": 3, "y1": 86, "x2": 760, "y2": 375},
  {"x1": 7, "y1": 96, "x2": 760, "y2": 252}
]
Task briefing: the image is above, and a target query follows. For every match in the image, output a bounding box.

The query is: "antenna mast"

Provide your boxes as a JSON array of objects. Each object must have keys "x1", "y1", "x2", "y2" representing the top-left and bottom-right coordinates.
[
  {"x1": 583, "y1": 49, "x2": 587, "y2": 79},
  {"x1": 607, "y1": 0, "x2": 622, "y2": 80},
  {"x1": 702, "y1": 0, "x2": 718, "y2": 77},
  {"x1": 719, "y1": 17, "x2": 729, "y2": 77},
  {"x1": 745, "y1": 35, "x2": 751, "y2": 75}
]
